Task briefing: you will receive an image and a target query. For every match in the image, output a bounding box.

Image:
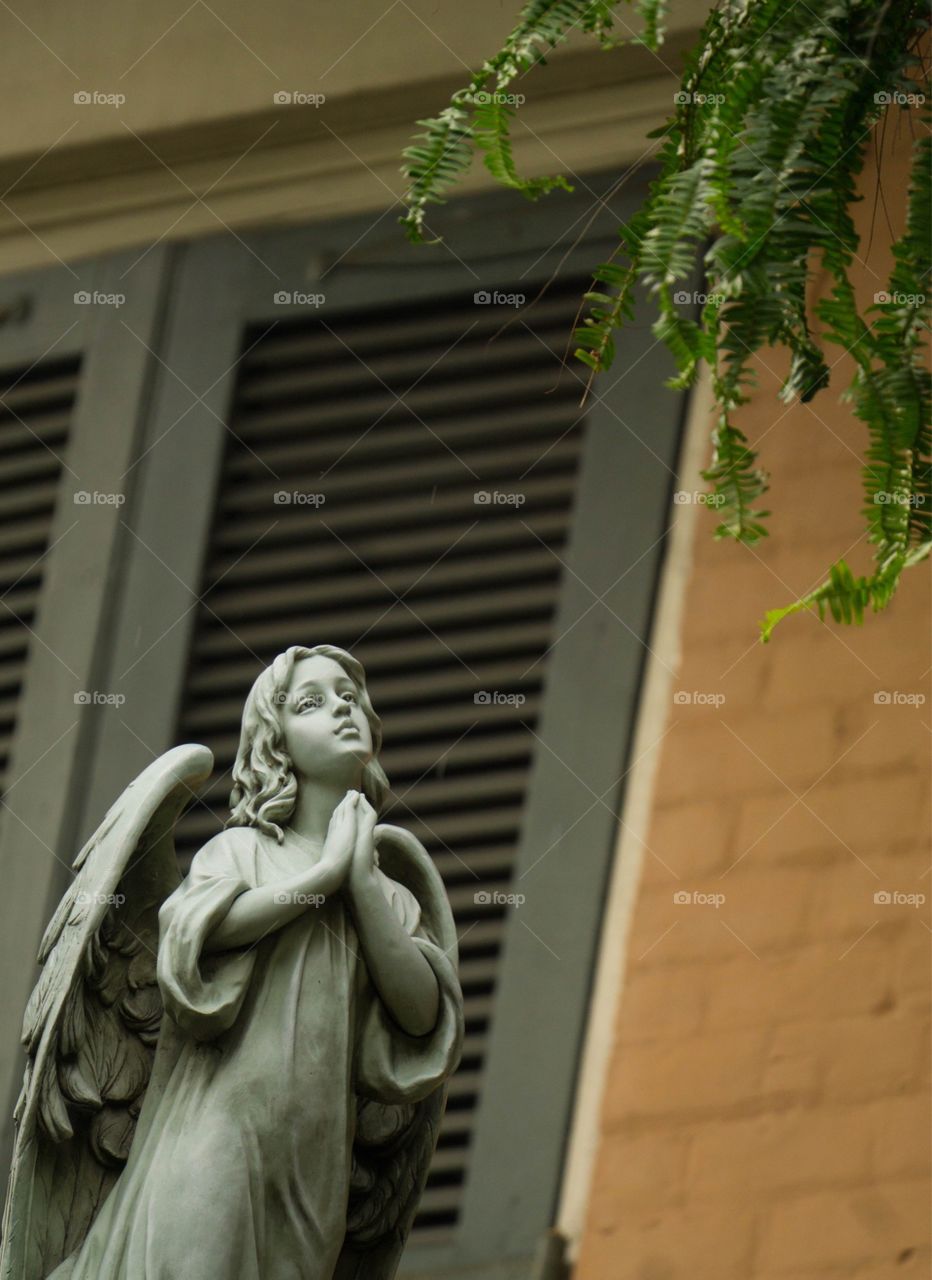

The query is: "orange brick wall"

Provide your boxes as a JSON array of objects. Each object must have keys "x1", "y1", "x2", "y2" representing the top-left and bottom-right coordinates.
[{"x1": 574, "y1": 113, "x2": 931, "y2": 1279}]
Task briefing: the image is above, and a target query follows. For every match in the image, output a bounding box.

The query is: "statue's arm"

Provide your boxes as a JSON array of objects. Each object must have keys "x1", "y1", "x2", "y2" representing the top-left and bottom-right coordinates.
[
  {"x1": 345, "y1": 800, "x2": 441, "y2": 1037},
  {"x1": 199, "y1": 861, "x2": 338, "y2": 952},
  {"x1": 345, "y1": 869, "x2": 441, "y2": 1037}
]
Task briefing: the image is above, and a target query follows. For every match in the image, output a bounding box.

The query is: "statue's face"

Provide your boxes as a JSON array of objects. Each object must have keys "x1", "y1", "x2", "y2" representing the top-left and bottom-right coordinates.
[{"x1": 280, "y1": 654, "x2": 374, "y2": 788}]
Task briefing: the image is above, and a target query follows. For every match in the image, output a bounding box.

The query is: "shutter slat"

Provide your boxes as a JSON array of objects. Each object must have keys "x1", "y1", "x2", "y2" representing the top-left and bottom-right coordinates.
[
  {"x1": 230, "y1": 392, "x2": 575, "y2": 457},
  {"x1": 212, "y1": 477, "x2": 575, "y2": 549},
  {"x1": 201, "y1": 545, "x2": 562, "y2": 626},
  {"x1": 186, "y1": 621, "x2": 553, "y2": 699},
  {"x1": 192, "y1": 586, "x2": 560, "y2": 661},
  {"x1": 225, "y1": 433, "x2": 578, "y2": 496},
  {"x1": 210, "y1": 508, "x2": 568, "y2": 584},
  {"x1": 239, "y1": 284, "x2": 584, "y2": 375}
]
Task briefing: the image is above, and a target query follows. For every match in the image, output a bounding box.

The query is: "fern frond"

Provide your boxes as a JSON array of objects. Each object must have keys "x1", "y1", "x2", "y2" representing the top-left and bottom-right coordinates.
[
  {"x1": 400, "y1": 0, "x2": 636, "y2": 243},
  {"x1": 403, "y1": 0, "x2": 931, "y2": 634}
]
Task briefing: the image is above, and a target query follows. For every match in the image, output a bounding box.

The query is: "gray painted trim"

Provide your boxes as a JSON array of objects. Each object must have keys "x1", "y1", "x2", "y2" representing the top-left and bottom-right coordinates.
[
  {"x1": 0, "y1": 262, "x2": 86, "y2": 368},
  {"x1": 77, "y1": 237, "x2": 255, "y2": 844},
  {"x1": 0, "y1": 246, "x2": 172, "y2": 1157}
]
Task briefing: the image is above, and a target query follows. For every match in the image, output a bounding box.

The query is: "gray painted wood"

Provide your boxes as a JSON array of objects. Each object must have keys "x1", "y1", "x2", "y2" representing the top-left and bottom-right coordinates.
[
  {"x1": 0, "y1": 247, "x2": 171, "y2": 1167},
  {"x1": 77, "y1": 238, "x2": 254, "y2": 845}
]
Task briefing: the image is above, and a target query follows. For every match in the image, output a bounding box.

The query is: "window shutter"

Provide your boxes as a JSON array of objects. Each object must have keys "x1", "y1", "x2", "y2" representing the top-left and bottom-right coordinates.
[
  {"x1": 0, "y1": 355, "x2": 79, "y2": 794},
  {"x1": 173, "y1": 274, "x2": 592, "y2": 1242}
]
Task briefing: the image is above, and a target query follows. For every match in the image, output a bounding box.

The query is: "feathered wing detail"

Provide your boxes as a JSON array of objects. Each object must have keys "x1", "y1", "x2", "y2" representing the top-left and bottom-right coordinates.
[
  {"x1": 336, "y1": 823, "x2": 463, "y2": 1280},
  {"x1": 0, "y1": 744, "x2": 214, "y2": 1280}
]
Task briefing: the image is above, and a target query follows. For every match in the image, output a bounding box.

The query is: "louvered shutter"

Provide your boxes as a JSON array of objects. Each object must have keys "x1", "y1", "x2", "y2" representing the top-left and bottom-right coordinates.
[
  {"x1": 173, "y1": 274, "x2": 591, "y2": 1241},
  {"x1": 0, "y1": 356, "x2": 78, "y2": 794}
]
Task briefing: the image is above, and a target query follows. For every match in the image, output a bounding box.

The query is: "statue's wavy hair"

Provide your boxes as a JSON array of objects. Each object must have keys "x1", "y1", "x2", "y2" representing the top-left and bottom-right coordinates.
[{"x1": 226, "y1": 644, "x2": 389, "y2": 841}]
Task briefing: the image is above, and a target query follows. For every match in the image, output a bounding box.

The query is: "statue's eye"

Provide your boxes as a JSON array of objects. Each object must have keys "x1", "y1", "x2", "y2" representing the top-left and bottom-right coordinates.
[
  {"x1": 297, "y1": 692, "x2": 325, "y2": 712},
  {"x1": 341, "y1": 691, "x2": 358, "y2": 704}
]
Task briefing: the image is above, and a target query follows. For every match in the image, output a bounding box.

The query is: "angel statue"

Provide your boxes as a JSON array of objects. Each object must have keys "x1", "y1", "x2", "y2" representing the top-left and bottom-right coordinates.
[{"x1": 1, "y1": 643, "x2": 464, "y2": 1280}]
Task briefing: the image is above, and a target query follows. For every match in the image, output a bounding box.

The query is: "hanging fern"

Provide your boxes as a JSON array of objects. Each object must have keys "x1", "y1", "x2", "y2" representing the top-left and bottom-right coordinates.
[{"x1": 399, "y1": 0, "x2": 931, "y2": 639}]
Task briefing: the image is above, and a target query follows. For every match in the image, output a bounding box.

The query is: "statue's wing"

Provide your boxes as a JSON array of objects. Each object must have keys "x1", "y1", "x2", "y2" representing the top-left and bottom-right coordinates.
[
  {"x1": 0, "y1": 743, "x2": 213, "y2": 1280},
  {"x1": 336, "y1": 825, "x2": 461, "y2": 1280}
]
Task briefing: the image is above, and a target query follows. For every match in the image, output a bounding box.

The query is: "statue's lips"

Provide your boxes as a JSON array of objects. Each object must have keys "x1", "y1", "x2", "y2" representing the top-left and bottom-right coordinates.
[{"x1": 334, "y1": 724, "x2": 360, "y2": 737}]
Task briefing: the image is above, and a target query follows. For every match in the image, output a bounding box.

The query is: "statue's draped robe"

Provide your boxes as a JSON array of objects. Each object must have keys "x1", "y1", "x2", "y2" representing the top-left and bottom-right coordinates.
[{"x1": 49, "y1": 826, "x2": 461, "y2": 1280}]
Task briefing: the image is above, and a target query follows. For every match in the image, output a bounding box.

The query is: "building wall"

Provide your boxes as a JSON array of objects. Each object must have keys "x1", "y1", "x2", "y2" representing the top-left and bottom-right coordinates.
[
  {"x1": 0, "y1": 1, "x2": 707, "y2": 274},
  {"x1": 573, "y1": 112, "x2": 931, "y2": 1278}
]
